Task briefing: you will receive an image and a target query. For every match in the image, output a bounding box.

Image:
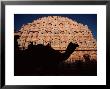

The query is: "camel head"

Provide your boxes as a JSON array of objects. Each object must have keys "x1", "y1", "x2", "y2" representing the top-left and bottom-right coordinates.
[{"x1": 66, "y1": 42, "x2": 79, "y2": 55}]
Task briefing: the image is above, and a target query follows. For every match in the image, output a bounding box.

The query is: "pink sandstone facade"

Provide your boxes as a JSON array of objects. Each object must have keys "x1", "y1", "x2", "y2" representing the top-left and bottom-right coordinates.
[{"x1": 14, "y1": 16, "x2": 97, "y2": 62}]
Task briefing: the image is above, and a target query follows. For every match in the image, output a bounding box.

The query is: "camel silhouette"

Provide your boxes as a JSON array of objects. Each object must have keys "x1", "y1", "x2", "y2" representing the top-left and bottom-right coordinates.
[{"x1": 14, "y1": 36, "x2": 79, "y2": 75}]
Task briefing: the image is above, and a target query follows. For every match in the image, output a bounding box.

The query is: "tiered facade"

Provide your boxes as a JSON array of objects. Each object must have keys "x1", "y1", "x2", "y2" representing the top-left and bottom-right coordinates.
[{"x1": 15, "y1": 16, "x2": 97, "y2": 62}]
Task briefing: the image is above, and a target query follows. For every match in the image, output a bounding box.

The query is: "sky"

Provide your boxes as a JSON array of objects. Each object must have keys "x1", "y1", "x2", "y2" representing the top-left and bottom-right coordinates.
[{"x1": 14, "y1": 14, "x2": 97, "y2": 39}]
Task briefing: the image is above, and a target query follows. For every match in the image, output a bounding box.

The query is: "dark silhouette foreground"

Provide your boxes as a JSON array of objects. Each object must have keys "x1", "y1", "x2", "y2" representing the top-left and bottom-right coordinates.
[{"x1": 14, "y1": 36, "x2": 97, "y2": 76}]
